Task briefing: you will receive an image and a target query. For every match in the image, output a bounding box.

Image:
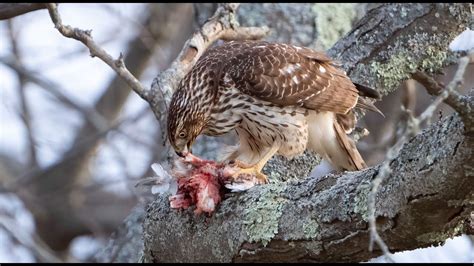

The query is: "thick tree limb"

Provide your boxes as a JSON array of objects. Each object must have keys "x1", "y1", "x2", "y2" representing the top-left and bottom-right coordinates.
[
  {"x1": 0, "y1": 3, "x2": 46, "y2": 20},
  {"x1": 140, "y1": 3, "x2": 472, "y2": 262}
]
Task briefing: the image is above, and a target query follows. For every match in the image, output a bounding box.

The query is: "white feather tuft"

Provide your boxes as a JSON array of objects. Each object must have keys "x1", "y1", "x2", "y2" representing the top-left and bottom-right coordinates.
[
  {"x1": 151, "y1": 163, "x2": 172, "y2": 181},
  {"x1": 151, "y1": 183, "x2": 170, "y2": 195},
  {"x1": 138, "y1": 163, "x2": 178, "y2": 195},
  {"x1": 224, "y1": 181, "x2": 256, "y2": 192}
]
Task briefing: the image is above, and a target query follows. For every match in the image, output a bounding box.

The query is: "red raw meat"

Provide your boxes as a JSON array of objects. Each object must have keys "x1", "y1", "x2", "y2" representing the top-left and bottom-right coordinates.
[{"x1": 168, "y1": 153, "x2": 227, "y2": 215}]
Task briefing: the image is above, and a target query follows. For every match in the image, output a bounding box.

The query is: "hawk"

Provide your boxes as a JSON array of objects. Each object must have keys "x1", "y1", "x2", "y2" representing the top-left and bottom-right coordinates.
[{"x1": 167, "y1": 41, "x2": 381, "y2": 183}]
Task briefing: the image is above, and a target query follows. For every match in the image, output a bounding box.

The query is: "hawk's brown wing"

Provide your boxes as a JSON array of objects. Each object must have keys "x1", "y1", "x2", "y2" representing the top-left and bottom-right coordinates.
[{"x1": 219, "y1": 41, "x2": 359, "y2": 114}]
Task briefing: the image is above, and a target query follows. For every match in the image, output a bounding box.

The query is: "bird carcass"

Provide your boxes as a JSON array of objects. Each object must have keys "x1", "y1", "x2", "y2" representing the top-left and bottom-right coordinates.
[{"x1": 138, "y1": 153, "x2": 263, "y2": 215}]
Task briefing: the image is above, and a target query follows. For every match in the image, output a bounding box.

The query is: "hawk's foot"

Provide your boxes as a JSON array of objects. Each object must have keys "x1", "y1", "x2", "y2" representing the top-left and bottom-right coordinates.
[
  {"x1": 222, "y1": 160, "x2": 268, "y2": 192},
  {"x1": 229, "y1": 160, "x2": 269, "y2": 183}
]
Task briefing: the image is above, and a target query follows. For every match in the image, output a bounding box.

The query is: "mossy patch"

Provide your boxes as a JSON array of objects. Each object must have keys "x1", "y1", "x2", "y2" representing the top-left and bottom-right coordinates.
[
  {"x1": 242, "y1": 184, "x2": 287, "y2": 246},
  {"x1": 353, "y1": 179, "x2": 372, "y2": 221},
  {"x1": 370, "y1": 30, "x2": 457, "y2": 92},
  {"x1": 371, "y1": 52, "x2": 417, "y2": 90},
  {"x1": 313, "y1": 3, "x2": 358, "y2": 50},
  {"x1": 302, "y1": 218, "x2": 320, "y2": 240}
]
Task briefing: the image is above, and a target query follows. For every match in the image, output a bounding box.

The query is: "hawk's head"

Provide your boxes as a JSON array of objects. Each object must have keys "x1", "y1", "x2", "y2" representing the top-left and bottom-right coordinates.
[{"x1": 167, "y1": 85, "x2": 207, "y2": 157}]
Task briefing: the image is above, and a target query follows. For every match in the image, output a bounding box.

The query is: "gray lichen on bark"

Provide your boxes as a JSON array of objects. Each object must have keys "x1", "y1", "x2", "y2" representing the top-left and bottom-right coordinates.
[
  {"x1": 237, "y1": 3, "x2": 317, "y2": 46},
  {"x1": 329, "y1": 3, "x2": 470, "y2": 93},
  {"x1": 263, "y1": 150, "x2": 322, "y2": 182}
]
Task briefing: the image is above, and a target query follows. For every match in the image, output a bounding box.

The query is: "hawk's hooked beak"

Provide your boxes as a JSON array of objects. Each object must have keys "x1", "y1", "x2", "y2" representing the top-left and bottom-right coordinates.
[
  {"x1": 175, "y1": 142, "x2": 192, "y2": 158},
  {"x1": 186, "y1": 141, "x2": 193, "y2": 154}
]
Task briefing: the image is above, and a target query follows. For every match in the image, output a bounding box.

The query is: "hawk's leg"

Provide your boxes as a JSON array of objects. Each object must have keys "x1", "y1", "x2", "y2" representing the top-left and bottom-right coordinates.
[{"x1": 226, "y1": 145, "x2": 280, "y2": 188}]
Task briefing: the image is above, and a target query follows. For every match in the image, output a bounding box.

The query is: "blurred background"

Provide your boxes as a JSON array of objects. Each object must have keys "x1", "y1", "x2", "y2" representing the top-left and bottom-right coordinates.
[{"x1": 0, "y1": 3, "x2": 472, "y2": 262}]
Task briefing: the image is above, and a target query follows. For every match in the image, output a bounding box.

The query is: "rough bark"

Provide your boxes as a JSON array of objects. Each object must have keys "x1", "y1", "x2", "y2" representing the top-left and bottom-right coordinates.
[
  {"x1": 139, "y1": 3, "x2": 472, "y2": 262},
  {"x1": 93, "y1": 204, "x2": 147, "y2": 263},
  {"x1": 0, "y1": 3, "x2": 46, "y2": 20}
]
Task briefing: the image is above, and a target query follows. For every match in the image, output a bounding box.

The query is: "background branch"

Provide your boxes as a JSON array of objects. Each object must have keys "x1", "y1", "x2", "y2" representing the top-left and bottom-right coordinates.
[{"x1": 0, "y1": 3, "x2": 46, "y2": 20}]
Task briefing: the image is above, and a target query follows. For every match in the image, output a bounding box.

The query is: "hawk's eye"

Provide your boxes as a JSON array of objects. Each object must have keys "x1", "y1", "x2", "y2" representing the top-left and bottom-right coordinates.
[{"x1": 178, "y1": 131, "x2": 186, "y2": 138}]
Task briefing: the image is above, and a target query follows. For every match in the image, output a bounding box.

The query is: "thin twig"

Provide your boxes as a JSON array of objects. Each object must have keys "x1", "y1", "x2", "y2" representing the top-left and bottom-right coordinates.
[
  {"x1": 417, "y1": 52, "x2": 471, "y2": 125},
  {"x1": 412, "y1": 50, "x2": 474, "y2": 130},
  {"x1": 367, "y1": 50, "x2": 473, "y2": 262},
  {"x1": 45, "y1": 3, "x2": 150, "y2": 101}
]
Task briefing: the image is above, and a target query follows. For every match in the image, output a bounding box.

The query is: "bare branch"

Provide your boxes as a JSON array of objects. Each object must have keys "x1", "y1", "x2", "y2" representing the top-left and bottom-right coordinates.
[
  {"x1": 418, "y1": 51, "x2": 472, "y2": 125},
  {"x1": 412, "y1": 50, "x2": 474, "y2": 132},
  {"x1": 0, "y1": 3, "x2": 46, "y2": 20},
  {"x1": 45, "y1": 3, "x2": 150, "y2": 101}
]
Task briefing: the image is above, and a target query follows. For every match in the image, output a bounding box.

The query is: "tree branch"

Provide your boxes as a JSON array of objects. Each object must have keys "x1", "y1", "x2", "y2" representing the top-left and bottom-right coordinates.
[
  {"x1": 367, "y1": 49, "x2": 474, "y2": 262},
  {"x1": 45, "y1": 3, "x2": 150, "y2": 101},
  {"x1": 6, "y1": 20, "x2": 39, "y2": 168},
  {"x1": 0, "y1": 3, "x2": 46, "y2": 20},
  {"x1": 412, "y1": 50, "x2": 474, "y2": 133}
]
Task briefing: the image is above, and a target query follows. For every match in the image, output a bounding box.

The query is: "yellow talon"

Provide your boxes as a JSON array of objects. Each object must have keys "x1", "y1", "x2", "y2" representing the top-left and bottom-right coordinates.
[
  {"x1": 229, "y1": 160, "x2": 269, "y2": 185},
  {"x1": 224, "y1": 146, "x2": 279, "y2": 190}
]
